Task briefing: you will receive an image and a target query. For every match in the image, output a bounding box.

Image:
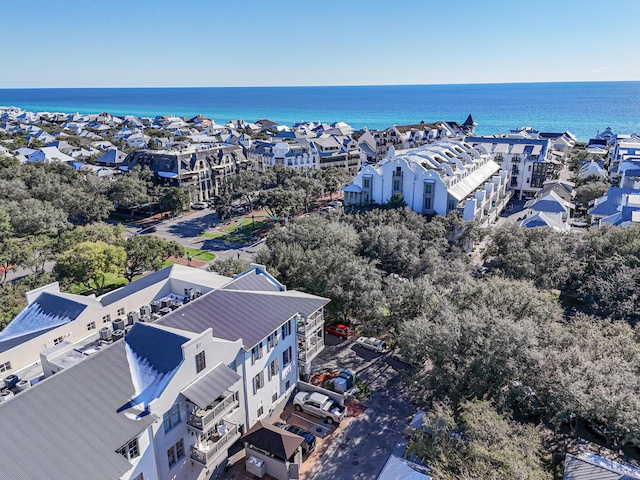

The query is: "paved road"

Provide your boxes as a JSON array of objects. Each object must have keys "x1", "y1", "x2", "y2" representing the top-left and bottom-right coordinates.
[{"x1": 133, "y1": 208, "x2": 267, "y2": 265}]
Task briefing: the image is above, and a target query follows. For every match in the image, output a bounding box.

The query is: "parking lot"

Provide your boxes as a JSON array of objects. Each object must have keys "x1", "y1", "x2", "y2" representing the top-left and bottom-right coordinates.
[{"x1": 218, "y1": 333, "x2": 418, "y2": 479}]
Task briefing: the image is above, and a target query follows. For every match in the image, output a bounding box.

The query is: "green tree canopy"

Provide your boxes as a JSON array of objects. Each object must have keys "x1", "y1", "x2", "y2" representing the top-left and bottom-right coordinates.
[
  {"x1": 408, "y1": 400, "x2": 550, "y2": 480},
  {"x1": 124, "y1": 235, "x2": 184, "y2": 281},
  {"x1": 55, "y1": 241, "x2": 127, "y2": 295}
]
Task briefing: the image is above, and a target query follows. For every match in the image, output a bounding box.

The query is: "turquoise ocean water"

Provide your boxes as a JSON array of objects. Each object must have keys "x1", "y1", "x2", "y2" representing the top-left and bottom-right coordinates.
[{"x1": 0, "y1": 82, "x2": 639, "y2": 141}]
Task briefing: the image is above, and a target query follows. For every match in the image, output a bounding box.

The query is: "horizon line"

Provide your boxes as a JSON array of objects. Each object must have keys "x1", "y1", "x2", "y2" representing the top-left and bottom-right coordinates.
[{"x1": 1, "y1": 79, "x2": 640, "y2": 90}]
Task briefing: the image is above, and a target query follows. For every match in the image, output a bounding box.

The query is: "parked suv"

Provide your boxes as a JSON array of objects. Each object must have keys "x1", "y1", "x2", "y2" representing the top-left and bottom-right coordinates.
[{"x1": 273, "y1": 422, "x2": 316, "y2": 454}]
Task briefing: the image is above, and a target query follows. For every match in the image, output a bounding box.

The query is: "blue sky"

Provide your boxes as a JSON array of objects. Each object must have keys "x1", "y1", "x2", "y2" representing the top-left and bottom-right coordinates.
[{"x1": 1, "y1": 0, "x2": 638, "y2": 88}]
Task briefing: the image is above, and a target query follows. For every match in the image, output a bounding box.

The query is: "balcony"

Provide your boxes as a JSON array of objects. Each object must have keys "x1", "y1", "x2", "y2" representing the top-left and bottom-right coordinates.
[
  {"x1": 187, "y1": 391, "x2": 239, "y2": 433},
  {"x1": 298, "y1": 336, "x2": 324, "y2": 363},
  {"x1": 190, "y1": 422, "x2": 241, "y2": 467},
  {"x1": 297, "y1": 311, "x2": 323, "y2": 336}
]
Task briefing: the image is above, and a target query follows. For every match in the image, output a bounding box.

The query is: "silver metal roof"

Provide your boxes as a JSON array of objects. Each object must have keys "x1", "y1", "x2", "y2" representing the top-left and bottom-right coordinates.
[
  {"x1": 0, "y1": 341, "x2": 157, "y2": 480},
  {"x1": 181, "y1": 362, "x2": 240, "y2": 409}
]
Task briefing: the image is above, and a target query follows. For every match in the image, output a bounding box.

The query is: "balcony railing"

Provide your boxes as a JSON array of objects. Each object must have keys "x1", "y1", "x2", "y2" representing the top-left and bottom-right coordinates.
[
  {"x1": 187, "y1": 391, "x2": 239, "y2": 432},
  {"x1": 298, "y1": 337, "x2": 324, "y2": 362},
  {"x1": 297, "y1": 313, "x2": 323, "y2": 336},
  {"x1": 190, "y1": 423, "x2": 241, "y2": 467}
]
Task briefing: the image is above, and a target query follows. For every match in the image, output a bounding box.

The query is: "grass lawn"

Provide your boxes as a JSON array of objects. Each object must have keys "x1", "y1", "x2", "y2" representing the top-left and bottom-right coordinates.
[
  {"x1": 182, "y1": 247, "x2": 216, "y2": 262},
  {"x1": 69, "y1": 272, "x2": 129, "y2": 295},
  {"x1": 221, "y1": 218, "x2": 268, "y2": 235}
]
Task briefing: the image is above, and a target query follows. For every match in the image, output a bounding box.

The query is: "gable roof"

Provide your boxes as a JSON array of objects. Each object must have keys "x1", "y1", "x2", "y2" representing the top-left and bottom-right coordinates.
[
  {"x1": 377, "y1": 454, "x2": 432, "y2": 480},
  {"x1": 242, "y1": 420, "x2": 303, "y2": 461},
  {"x1": 156, "y1": 289, "x2": 329, "y2": 349},
  {"x1": 121, "y1": 323, "x2": 188, "y2": 411},
  {"x1": 222, "y1": 266, "x2": 285, "y2": 292},
  {"x1": 0, "y1": 341, "x2": 157, "y2": 480},
  {"x1": 563, "y1": 452, "x2": 640, "y2": 480},
  {"x1": 589, "y1": 187, "x2": 640, "y2": 217},
  {"x1": 0, "y1": 292, "x2": 87, "y2": 354}
]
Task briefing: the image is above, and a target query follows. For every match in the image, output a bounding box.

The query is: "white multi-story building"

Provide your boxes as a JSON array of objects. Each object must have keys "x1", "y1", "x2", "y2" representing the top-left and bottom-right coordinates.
[
  {"x1": 465, "y1": 136, "x2": 555, "y2": 200},
  {"x1": 343, "y1": 140, "x2": 509, "y2": 225},
  {"x1": 0, "y1": 265, "x2": 328, "y2": 480}
]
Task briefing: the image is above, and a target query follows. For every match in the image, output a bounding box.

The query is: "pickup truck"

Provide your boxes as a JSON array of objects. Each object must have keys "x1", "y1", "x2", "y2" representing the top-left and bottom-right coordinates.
[
  {"x1": 293, "y1": 391, "x2": 347, "y2": 424},
  {"x1": 356, "y1": 336, "x2": 388, "y2": 353}
]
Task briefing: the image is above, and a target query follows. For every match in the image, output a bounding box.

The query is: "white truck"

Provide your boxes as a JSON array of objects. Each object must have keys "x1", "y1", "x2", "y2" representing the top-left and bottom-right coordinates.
[
  {"x1": 293, "y1": 391, "x2": 347, "y2": 424},
  {"x1": 356, "y1": 336, "x2": 388, "y2": 353}
]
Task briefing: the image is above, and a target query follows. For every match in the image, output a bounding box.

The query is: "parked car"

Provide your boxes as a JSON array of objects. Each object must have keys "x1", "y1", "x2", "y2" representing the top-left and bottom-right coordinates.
[
  {"x1": 273, "y1": 422, "x2": 316, "y2": 454},
  {"x1": 356, "y1": 336, "x2": 388, "y2": 353},
  {"x1": 324, "y1": 323, "x2": 354, "y2": 339},
  {"x1": 293, "y1": 391, "x2": 347, "y2": 424},
  {"x1": 191, "y1": 202, "x2": 208, "y2": 210},
  {"x1": 390, "y1": 348, "x2": 419, "y2": 366},
  {"x1": 327, "y1": 200, "x2": 343, "y2": 208}
]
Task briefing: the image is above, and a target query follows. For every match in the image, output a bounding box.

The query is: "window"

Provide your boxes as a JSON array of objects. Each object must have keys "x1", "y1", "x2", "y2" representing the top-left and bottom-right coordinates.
[
  {"x1": 53, "y1": 336, "x2": 64, "y2": 346},
  {"x1": 0, "y1": 361, "x2": 11, "y2": 373},
  {"x1": 528, "y1": 165, "x2": 532, "y2": 171},
  {"x1": 363, "y1": 178, "x2": 370, "y2": 189},
  {"x1": 251, "y1": 344, "x2": 263, "y2": 364},
  {"x1": 272, "y1": 391, "x2": 279, "y2": 403},
  {"x1": 102, "y1": 314, "x2": 111, "y2": 323},
  {"x1": 257, "y1": 406, "x2": 264, "y2": 417},
  {"x1": 163, "y1": 403, "x2": 181, "y2": 433},
  {"x1": 423, "y1": 197, "x2": 431, "y2": 211},
  {"x1": 195, "y1": 351, "x2": 206, "y2": 373},
  {"x1": 117, "y1": 437, "x2": 140, "y2": 460},
  {"x1": 285, "y1": 380, "x2": 291, "y2": 390},
  {"x1": 117, "y1": 307, "x2": 125, "y2": 316},
  {"x1": 167, "y1": 439, "x2": 184, "y2": 468},
  {"x1": 268, "y1": 358, "x2": 279, "y2": 380},
  {"x1": 87, "y1": 321, "x2": 96, "y2": 331},
  {"x1": 253, "y1": 371, "x2": 265, "y2": 394},
  {"x1": 392, "y1": 179, "x2": 401, "y2": 192},
  {"x1": 283, "y1": 346, "x2": 292, "y2": 366},
  {"x1": 282, "y1": 320, "x2": 291, "y2": 338},
  {"x1": 267, "y1": 332, "x2": 277, "y2": 351},
  {"x1": 447, "y1": 199, "x2": 456, "y2": 212}
]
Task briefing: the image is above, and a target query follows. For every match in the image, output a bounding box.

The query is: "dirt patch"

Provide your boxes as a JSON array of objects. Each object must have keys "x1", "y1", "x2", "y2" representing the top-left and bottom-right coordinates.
[{"x1": 345, "y1": 399, "x2": 368, "y2": 418}]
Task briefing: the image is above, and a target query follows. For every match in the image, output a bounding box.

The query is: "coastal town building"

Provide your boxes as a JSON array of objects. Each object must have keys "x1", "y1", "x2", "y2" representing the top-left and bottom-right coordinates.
[
  {"x1": 465, "y1": 136, "x2": 557, "y2": 200},
  {"x1": 122, "y1": 145, "x2": 250, "y2": 201},
  {"x1": 343, "y1": 140, "x2": 509, "y2": 225},
  {"x1": 357, "y1": 117, "x2": 475, "y2": 164},
  {"x1": 0, "y1": 264, "x2": 328, "y2": 480}
]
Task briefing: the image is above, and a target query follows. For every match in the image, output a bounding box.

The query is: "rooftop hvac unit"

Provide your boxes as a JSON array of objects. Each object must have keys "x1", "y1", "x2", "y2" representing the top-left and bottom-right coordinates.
[
  {"x1": 3, "y1": 374, "x2": 19, "y2": 389},
  {"x1": 99, "y1": 327, "x2": 112, "y2": 341},
  {"x1": 195, "y1": 290, "x2": 203, "y2": 298},
  {"x1": 159, "y1": 307, "x2": 172, "y2": 316},
  {"x1": 185, "y1": 287, "x2": 194, "y2": 299},
  {"x1": 112, "y1": 318, "x2": 126, "y2": 331},
  {"x1": 124, "y1": 325, "x2": 133, "y2": 335},
  {"x1": 127, "y1": 311, "x2": 140, "y2": 325},
  {"x1": 151, "y1": 313, "x2": 162, "y2": 322},
  {"x1": 16, "y1": 380, "x2": 31, "y2": 393},
  {"x1": 183, "y1": 296, "x2": 190, "y2": 304},
  {"x1": 150, "y1": 301, "x2": 162, "y2": 313},
  {"x1": 0, "y1": 389, "x2": 14, "y2": 403},
  {"x1": 161, "y1": 298, "x2": 172, "y2": 309},
  {"x1": 112, "y1": 329, "x2": 125, "y2": 341},
  {"x1": 170, "y1": 301, "x2": 182, "y2": 310},
  {"x1": 140, "y1": 305, "x2": 152, "y2": 316},
  {"x1": 139, "y1": 314, "x2": 151, "y2": 323}
]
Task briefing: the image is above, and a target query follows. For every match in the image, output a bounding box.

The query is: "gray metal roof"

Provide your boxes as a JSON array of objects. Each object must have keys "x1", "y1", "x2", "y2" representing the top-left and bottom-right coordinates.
[
  {"x1": 562, "y1": 453, "x2": 635, "y2": 480},
  {"x1": 156, "y1": 289, "x2": 329, "y2": 349},
  {"x1": 222, "y1": 269, "x2": 284, "y2": 292},
  {"x1": 0, "y1": 341, "x2": 157, "y2": 480},
  {"x1": 181, "y1": 362, "x2": 240, "y2": 409}
]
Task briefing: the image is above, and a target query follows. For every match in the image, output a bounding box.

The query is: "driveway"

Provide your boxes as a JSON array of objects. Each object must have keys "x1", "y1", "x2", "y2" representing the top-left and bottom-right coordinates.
[{"x1": 303, "y1": 335, "x2": 418, "y2": 480}]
